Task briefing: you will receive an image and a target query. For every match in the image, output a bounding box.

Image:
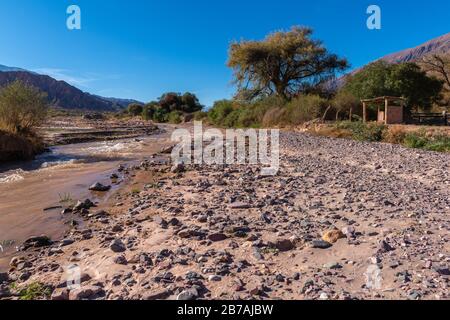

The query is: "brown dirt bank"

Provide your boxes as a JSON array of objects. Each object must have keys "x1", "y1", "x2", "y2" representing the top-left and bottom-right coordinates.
[{"x1": 0, "y1": 131, "x2": 45, "y2": 163}]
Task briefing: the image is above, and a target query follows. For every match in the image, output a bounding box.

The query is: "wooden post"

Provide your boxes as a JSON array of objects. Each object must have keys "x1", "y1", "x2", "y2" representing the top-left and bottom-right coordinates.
[
  {"x1": 362, "y1": 102, "x2": 367, "y2": 123},
  {"x1": 349, "y1": 107, "x2": 353, "y2": 121},
  {"x1": 384, "y1": 98, "x2": 389, "y2": 125}
]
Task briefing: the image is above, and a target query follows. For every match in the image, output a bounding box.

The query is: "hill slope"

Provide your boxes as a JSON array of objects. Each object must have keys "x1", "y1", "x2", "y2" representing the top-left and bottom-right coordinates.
[{"x1": 0, "y1": 71, "x2": 118, "y2": 111}]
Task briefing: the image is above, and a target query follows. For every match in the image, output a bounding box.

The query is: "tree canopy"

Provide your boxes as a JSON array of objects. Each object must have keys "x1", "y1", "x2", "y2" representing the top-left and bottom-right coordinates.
[
  {"x1": 420, "y1": 54, "x2": 450, "y2": 108},
  {"x1": 227, "y1": 26, "x2": 349, "y2": 100},
  {"x1": 344, "y1": 61, "x2": 443, "y2": 111}
]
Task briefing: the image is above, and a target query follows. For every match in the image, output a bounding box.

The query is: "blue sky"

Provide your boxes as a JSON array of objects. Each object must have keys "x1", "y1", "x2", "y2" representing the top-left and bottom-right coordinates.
[{"x1": 0, "y1": 0, "x2": 449, "y2": 107}]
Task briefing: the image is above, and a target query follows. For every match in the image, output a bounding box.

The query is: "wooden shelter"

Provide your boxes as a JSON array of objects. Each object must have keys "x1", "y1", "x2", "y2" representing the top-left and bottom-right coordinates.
[{"x1": 361, "y1": 96, "x2": 406, "y2": 125}]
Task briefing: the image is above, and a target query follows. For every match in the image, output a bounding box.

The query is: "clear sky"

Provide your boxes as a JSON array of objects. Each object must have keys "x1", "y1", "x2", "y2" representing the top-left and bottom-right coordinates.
[{"x1": 0, "y1": 0, "x2": 449, "y2": 107}]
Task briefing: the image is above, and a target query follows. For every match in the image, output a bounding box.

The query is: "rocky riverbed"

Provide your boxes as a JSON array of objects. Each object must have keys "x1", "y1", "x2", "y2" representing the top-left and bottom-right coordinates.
[{"x1": 1, "y1": 130, "x2": 449, "y2": 300}]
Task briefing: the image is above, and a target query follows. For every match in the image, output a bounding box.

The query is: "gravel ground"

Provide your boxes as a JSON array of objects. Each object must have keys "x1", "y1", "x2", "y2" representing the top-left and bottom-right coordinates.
[{"x1": 1, "y1": 130, "x2": 449, "y2": 300}]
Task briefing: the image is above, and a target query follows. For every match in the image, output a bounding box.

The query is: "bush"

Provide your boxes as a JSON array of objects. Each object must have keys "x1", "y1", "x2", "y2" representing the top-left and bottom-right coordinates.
[
  {"x1": 142, "y1": 105, "x2": 155, "y2": 121},
  {"x1": 127, "y1": 103, "x2": 144, "y2": 116},
  {"x1": 208, "y1": 100, "x2": 235, "y2": 125},
  {"x1": 167, "y1": 111, "x2": 183, "y2": 124},
  {"x1": 383, "y1": 125, "x2": 408, "y2": 144},
  {"x1": 152, "y1": 107, "x2": 169, "y2": 123},
  {"x1": 193, "y1": 111, "x2": 208, "y2": 121},
  {"x1": 335, "y1": 121, "x2": 386, "y2": 142},
  {"x1": 403, "y1": 131, "x2": 450, "y2": 152},
  {"x1": 283, "y1": 95, "x2": 328, "y2": 125},
  {"x1": 0, "y1": 81, "x2": 48, "y2": 134}
]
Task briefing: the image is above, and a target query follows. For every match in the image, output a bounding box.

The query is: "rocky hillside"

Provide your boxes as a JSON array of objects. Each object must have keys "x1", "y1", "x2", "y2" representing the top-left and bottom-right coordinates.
[
  {"x1": 334, "y1": 32, "x2": 450, "y2": 89},
  {"x1": 0, "y1": 71, "x2": 120, "y2": 111},
  {"x1": 381, "y1": 32, "x2": 450, "y2": 64}
]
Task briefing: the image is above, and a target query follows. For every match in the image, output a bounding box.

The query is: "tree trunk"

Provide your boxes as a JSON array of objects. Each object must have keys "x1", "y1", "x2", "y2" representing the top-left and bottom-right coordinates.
[{"x1": 322, "y1": 105, "x2": 332, "y2": 122}]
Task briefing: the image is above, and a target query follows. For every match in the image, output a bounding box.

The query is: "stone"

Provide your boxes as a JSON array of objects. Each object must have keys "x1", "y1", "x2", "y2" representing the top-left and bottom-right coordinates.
[
  {"x1": 378, "y1": 240, "x2": 395, "y2": 253},
  {"x1": 433, "y1": 265, "x2": 450, "y2": 276},
  {"x1": 171, "y1": 163, "x2": 185, "y2": 174},
  {"x1": 177, "y1": 288, "x2": 199, "y2": 300},
  {"x1": 0, "y1": 272, "x2": 9, "y2": 284},
  {"x1": 275, "y1": 239, "x2": 295, "y2": 252},
  {"x1": 208, "y1": 233, "x2": 228, "y2": 242},
  {"x1": 89, "y1": 182, "x2": 111, "y2": 192},
  {"x1": 143, "y1": 289, "x2": 172, "y2": 300},
  {"x1": 229, "y1": 202, "x2": 251, "y2": 209},
  {"x1": 51, "y1": 288, "x2": 69, "y2": 300},
  {"x1": 114, "y1": 255, "x2": 128, "y2": 265},
  {"x1": 208, "y1": 275, "x2": 222, "y2": 282},
  {"x1": 69, "y1": 285, "x2": 103, "y2": 300},
  {"x1": 310, "y1": 240, "x2": 332, "y2": 249},
  {"x1": 322, "y1": 230, "x2": 346, "y2": 244},
  {"x1": 110, "y1": 239, "x2": 126, "y2": 253},
  {"x1": 324, "y1": 262, "x2": 343, "y2": 270},
  {"x1": 19, "y1": 235, "x2": 53, "y2": 251},
  {"x1": 319, "y1": 292, "x2": 329, "y2": 300}
]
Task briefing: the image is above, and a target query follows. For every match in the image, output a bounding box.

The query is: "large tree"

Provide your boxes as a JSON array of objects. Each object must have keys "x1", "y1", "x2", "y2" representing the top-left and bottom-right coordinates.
[
  {"x1": 420, "y1": 54, "x2": 450, "y2": 108},
  {"x1": 344, "y1": 61, "x2": 443, "y2": 111},
  {"x1": 227, "y1": 26, "x2": 349, "y2": 100}
]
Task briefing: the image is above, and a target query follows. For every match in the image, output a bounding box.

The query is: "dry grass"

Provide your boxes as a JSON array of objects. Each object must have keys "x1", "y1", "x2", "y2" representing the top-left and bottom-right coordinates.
[{"x1": 0, "y1": 130, "x2": 44, "y2": 162}]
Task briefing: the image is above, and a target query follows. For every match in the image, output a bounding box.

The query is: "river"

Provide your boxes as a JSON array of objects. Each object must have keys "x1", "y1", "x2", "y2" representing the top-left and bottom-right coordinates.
[{"x1": 0, "y1": 125, "x2": 173, "y2": 270}]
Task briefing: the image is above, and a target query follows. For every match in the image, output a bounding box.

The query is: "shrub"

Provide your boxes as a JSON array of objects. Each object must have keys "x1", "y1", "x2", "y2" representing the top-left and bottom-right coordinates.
[
  {"x1": 403, "y1": 131, "x2": 450, "y2": 152},
  {"x1": 127, "y1": 103, "x2": 144, "y2": 116},
  {"x1": 208, "y1": 100, "x2": 235, "y2": 125},
  {"x1": 383, "y1": 125, "x2": 408, "y2": 144},
  {"x1": 0, "y1": 81, "x2": 48, "y2": 134},
  {"x1": 284, "y1": 95, "x2": 328, "y2": 125},
  {"x1": 142, "y1": 105, "x2": 155, "y2": 121},
  {"x1": 335, "y1": 121, "x2": 386, "y2": 142},
  {"x1": 152, "y1": 107, "x2": 169, "y2": 123},
  {"x1": 167, "y1": 111, "x2": 183, "y2": 124},
  {"x1": 193, "y1": 111, "x2": 208, "y2": 121}
]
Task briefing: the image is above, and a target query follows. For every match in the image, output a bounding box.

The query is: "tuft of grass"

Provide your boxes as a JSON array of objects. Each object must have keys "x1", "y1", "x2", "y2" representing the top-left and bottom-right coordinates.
[
  {"x1": 58, "y1": 193, "x2": 75, "y2": 206},
  {"x1": 17, "y1": 282, "x2": 52, "y2": 300},
  {"x1": 131, "y1": 188, "x2": 141, "y2": 195}
]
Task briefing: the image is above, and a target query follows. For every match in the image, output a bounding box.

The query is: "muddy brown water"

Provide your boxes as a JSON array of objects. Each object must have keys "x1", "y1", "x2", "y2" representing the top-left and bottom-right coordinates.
[{"x1": 0, "y1": 125, "x2": 175, "y2": 271}]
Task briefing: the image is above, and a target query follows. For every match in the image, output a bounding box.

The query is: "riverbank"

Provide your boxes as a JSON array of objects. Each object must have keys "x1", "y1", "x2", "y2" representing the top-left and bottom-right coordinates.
[
  {"x1": 1, "y1": 128, "x2": 448, "y2": 300},
  {"x1": 0, "y1": 130, "x2": 45, "y2": 163}
]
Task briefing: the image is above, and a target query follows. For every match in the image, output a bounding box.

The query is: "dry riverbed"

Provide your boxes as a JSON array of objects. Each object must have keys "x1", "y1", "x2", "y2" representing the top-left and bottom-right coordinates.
[{"x1": 0, "y1": 129, "x2": 449, "y2": 300}]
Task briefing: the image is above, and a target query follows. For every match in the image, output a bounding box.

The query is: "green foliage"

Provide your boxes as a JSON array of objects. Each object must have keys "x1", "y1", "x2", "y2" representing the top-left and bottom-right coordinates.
[
  {"x1": 17, "y1": 282, "x2": 51, "y2": 300},
  {"x1": 403, "y1": 131, "x2": 450, "y2": 152},
  {"x1": 228, "y1": 26, "x2": 348, "y2": 99},
  {"x1": 283, "y1": 95, "x2": 328, "y2": 125},
  {"x1": 158, "y1": 92, "x2": 203, "y2": 113},
  {"x1": 152, "y1": 107, "x2": 169, "y2": 123},
  {"x1": 332, "y1": 90, "x2": 360, "y2": 119},
  {"x1": 208, "y1": 100, "x2": 235, "y2": 125},
  {"x1": 335, "y1": 121, "x2": 387, "y2": 142},
  {"x1": 127, "y1": 103, "x2": 144, "y2": 116},
  {"x1": 344, "y1": 61, "x2": 443, "y2": 111},
  {"x1": 167, "y1": 110, "x2": 183, "y2": 124},
  {"x1": 0, "y1": 80, "x2": 49, "y2": 134}
]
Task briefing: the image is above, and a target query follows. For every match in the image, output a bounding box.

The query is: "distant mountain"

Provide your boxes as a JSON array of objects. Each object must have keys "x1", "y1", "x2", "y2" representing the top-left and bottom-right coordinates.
[
  {"x1": 0, "y1": 64, "x2": 28, "y2": 72},
  {"x1": 0, "y1": 71, "x2": 118, "y2": 111},
  {"x1": 334, "y1": 32, "x2": 450, "y2": 89},
  {"x1": 94, "y1": 96, "x2": 144, "y2": 108},
  {"x1": 381, "y1": 32, "x2": 450, "y2": 64},
  {"x1": 0, "y1": 65, "x2": 140, "y2": 111}
]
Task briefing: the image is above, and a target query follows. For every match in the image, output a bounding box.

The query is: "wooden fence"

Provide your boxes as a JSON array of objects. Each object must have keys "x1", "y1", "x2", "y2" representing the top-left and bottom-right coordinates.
[{"x1": 410, "y1": 113, "x2": 448, "y2": 126}]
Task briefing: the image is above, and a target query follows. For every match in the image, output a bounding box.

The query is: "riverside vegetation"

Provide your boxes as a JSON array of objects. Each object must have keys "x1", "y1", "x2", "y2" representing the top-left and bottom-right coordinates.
[{"x1": 0, "y1": 80, "x2": 48, "y2": 162}]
